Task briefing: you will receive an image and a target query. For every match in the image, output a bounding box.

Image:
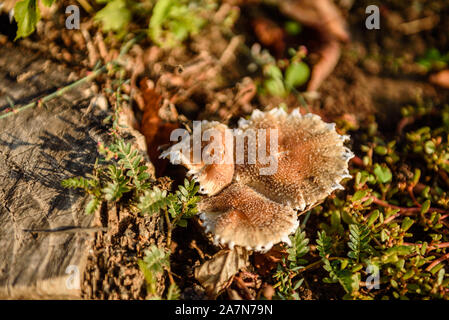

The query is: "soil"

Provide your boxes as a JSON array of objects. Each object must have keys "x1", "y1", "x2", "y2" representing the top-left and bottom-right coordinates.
[{"x1": 1, "y1": 0, "x2": 448, "y2": 300}]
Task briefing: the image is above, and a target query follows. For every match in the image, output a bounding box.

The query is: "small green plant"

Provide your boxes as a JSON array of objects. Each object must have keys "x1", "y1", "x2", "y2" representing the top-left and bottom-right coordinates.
[
  {"x1": 94, "y1": 0, "x2": 133, "y2": 35},
  {"x1": 261, "y1": 47, "x2": 310, "y2": 98},
  {"x1": 271, "y1": 101, "x2": 449, "y2": 300},
  {"x1": 273, "y1": 227, "x2": 310, "y2": 300},
  {"x1": 417, "y1": 48, "x2": 449, "y2": 72},
  {"x1": 94, "y1": 0, "x2": 213, "y2": 46},
  {"x1": 138, "y1": 178, "x2": 200, "y2": 246},
  {"x1": 13, "y1": 0, "x2": 214, "y2": 48},
  {"x1": 59, "y1": 70, "x2": 200, "y2": 299},
  {"x1": 148, "y1": 0, "x2": 211, "y2": 48},
  {"x1": 62, "y1": 138, "x2": 152, "y2": 214},
  {"x1": 138, "y1": 245, "x2": 180, "y2": 300}
]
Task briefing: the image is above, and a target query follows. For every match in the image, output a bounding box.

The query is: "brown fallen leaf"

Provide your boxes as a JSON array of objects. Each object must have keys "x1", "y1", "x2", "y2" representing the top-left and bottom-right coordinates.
[
  {"x1": 251, "y1": 17, "x2": 286, "y2": 58},
  {"x1": 253, "y1": 246, "x2": 288, "y2": 277},
  {"x1": 194, "y1": 246, "x2": 250, "y2": 297},
  {"x1": 139, "y1": 79, "x2": 179, "y2": 177},
  {"x1": 429, "y1": 69, "x2": 449, "y2": 89}
]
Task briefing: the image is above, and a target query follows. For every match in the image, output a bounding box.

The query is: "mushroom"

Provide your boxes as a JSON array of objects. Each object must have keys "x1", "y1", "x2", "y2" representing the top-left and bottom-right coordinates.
[{"x1": 161, "y1": 108, "x2": 353, "y2": 252}]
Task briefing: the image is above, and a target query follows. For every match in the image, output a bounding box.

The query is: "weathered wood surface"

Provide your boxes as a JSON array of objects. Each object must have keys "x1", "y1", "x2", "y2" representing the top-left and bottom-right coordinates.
[{"x1": 0, "y1": 43, "x2": 103, "y2": 298}]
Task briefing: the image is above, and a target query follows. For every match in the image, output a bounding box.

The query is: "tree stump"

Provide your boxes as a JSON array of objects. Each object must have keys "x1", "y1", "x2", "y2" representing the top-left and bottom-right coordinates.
[{"x1": 0, "y1": 43, "x2": 107, "y2": 299}]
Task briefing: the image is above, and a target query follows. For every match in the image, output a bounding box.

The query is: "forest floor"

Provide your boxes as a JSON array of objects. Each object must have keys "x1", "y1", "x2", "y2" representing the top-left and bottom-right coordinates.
[{"x1": 1, "y1": 0, "x2": 449, "y2": 300}]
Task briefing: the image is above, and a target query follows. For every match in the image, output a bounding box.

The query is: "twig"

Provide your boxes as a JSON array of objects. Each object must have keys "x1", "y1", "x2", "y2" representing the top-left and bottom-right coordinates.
[
  {"x1": 23, "y1": 226, "x2": 107, "y2": 234},
  {"x1": 164, "y1": 208, "x2": 173, "y2": 249},
  {"x1": 0, "y1": 35, "x2": 144, "y2": 120},
  {"x1": 296, "y1": 257, "x2": 343, "y2": 274},
  {"x1": 361, "y1": 196, "x2": 448, "y2": 224},
  {"x1": 425, "y1": 252, "x2": 449, "y2": 272},
  {"x1": 190, "y1": 240, "x2": 206, "y2": 260},
  {"x1": 403, "y1": 242, "x2": 449, "y2": 252},
  {"x1": 0, "y1": 67, "x2": 105, "y2": 120}
]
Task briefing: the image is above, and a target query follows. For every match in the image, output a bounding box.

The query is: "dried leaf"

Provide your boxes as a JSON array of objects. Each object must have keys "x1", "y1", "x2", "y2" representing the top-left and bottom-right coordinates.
[
  {"x1": 251, "y1": 17, "x2": 285, "y2": 58},
  {"x1": 139, "y1": 78, "x2": 179, "y2": 177},
  {"x1": 194, "y1": 247, "x2": 249, "y2": 297},
  {"x1": 253, "y1": 247, "x2": 288, "y2": 277}
]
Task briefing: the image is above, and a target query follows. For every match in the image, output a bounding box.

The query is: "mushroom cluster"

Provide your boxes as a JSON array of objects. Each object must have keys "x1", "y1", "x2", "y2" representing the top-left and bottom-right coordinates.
[{"x1": 161, "y1": 108, "x2": 353, "y2": 252}]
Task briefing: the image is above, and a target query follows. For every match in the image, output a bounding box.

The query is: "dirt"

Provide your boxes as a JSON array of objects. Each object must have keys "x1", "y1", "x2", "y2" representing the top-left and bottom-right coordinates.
[
  {"x1": 1, "y1": 0, "x2": 449, "y2": 300},
  {"x1": 82, "y1": 205, "x2": 165, "y2": 299}
]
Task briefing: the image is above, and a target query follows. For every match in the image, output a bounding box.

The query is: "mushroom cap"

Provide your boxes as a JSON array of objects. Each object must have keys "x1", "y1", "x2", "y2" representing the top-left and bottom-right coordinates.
[
  {"x1": 160, "y1": 120, "x2": 234, "y2": 196},
  {"x1": 198, "y1": 182, "x2": 298, "y2": 252},
  {"x1": 235, "y1": 108, "x2": 353, "y2": 211},
  {"x1": 161, "y1": 108, "x2": 353, "y2": 251}
]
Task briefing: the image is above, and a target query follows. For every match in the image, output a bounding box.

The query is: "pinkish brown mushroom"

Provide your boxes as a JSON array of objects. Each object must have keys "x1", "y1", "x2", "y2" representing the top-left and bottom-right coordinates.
[{"x1": 161, "y1": 108, "x2": 353, "y2": 252}]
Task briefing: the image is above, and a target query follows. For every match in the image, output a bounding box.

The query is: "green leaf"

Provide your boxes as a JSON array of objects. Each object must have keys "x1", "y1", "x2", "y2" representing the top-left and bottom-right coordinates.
[
  {"x1": 85, "y1": 196, "x2": 101, "y2": 215},
  {"x1": 264, "y1": 78, "x2": 287, "y2": 97},
  {"x1": 138, "y1": 187, "x2": 169, "y2": 215},
  {"x1": 177, "y1": 219, "x2": 188, "y2": 227},
  {"x1": 166, "y1": 283, "x2": 180, "y2": 300},
  {"x1": 351, "y1": 190, "x2": 368, "y2": 202},
  {"x1": 421, "y1": 200, "x2": 431, "y2": 214},
  {"x1": 374, "y1": 145, "x2": 388, "y2": 156},
  {"x1": 367, "y1": 210, "x2": 380, "y2": 226},
  {"x1": 138, "y1": 245, "x2": 170, "y2": 296},
  {"x1": 401, "y1": 217, "x2": 414, "y2": 232},
  {"x1": 14, "y1": 0, "x2": 40, "y2": 40},
  {"x1": 287, "y1": 228, "x2": 310, "y2": 263},
  {"x1": 148, "y1": 0, "x2": 205, "y2": 48},
  {"x1": 265, "y1": 65, "x2": 283, "y2": 79},
  {"x1": 316, "y1": 230, "x2": 333, "y2": 258},
  {"x1": 95, "y1": 0, "x2": 131, "y2": 32},
  {"x1": 424, "y1": 141, "x2": 436, "y2": 154},
  {"x1": 338, "y1": 270, "x2": 360, "y2": 294},
  {"x1": 373, "y1": 164, "x2": 392, "y2": 183},
  {"x1": 285, "y1": 62, "x2": 310, "y2": 89}
]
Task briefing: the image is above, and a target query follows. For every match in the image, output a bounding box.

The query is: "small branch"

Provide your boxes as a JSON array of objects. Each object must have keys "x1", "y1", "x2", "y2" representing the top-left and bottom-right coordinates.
[
  {"x1": 425, "y1": 252, "x2": 449, "y2": 272},
  {"x1": 396, "y1": 116, "x2": 415, "y2": 135},
  {"x1": 297, "y1": 257, "x2": 343, "y2": 274},
  {"x1": 0, "y1": 67, "x2": 105, "y2": 120},
  {"x1": 361, "y1": 196, "x2": 448, "y2": 224},
  {"x1": 407, "y1": 185, "x2": 421, "y2": 207},
  {"x1": 0, "y1": 35, "x2": 144, "y2": 120},
  {"x1": 403, "y1": 242, "x2": 449, "y2": 252}
]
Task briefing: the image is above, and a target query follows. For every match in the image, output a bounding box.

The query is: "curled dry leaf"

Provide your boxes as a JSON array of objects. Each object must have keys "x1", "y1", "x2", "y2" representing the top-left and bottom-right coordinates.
[
  {"x1": 194, "y1": 246, "x2": 250, "y2": 297},
  {"x1": 139, "y1": 78, "x2": 179, "y2": 177},
  {"x1": 251, "y1": 17, "x2": 285, "y2": 58},
  {"x1": 253, "y1": 246, "x2": 287, "y2": 277}
]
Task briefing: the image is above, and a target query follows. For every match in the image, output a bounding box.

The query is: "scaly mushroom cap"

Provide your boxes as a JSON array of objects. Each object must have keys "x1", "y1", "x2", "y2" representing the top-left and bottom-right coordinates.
[
  {"x1": 235, "y1": 108, "x2": 353, "y2": 211},
  {"x1": 160, "y1": 120, "x2": 234, "y2": 196},
  {"x1": 198, "y1": 182, "x2": 298, "y2": 252},
  {"x1": 161, "y1": 108, "x2": 353, "y2": 252}
]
